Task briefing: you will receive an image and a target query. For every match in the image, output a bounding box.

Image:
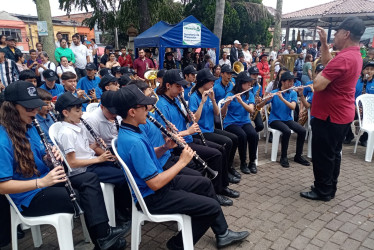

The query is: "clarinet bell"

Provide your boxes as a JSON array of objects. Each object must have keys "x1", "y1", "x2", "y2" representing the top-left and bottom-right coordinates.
[{"x1": 206, "y1": 168, "x2": 218, "y2": 180}]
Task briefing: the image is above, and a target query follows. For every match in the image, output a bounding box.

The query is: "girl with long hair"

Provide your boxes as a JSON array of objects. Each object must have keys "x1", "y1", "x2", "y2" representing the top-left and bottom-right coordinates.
[{"x1": 0, "y1": 35, "x2": 6, "y2": 49}]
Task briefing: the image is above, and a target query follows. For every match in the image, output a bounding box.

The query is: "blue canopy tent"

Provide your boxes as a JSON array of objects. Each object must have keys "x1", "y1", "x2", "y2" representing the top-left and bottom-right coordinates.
[{"x1": 134, "y1": 15, "x2": 219, "y2": 69}]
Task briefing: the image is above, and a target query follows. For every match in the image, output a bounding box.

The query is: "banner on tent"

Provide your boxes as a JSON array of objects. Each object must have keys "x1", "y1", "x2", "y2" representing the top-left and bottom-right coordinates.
[{"x1": 183, "y1": 22, "x2": 201, "y2": 46}]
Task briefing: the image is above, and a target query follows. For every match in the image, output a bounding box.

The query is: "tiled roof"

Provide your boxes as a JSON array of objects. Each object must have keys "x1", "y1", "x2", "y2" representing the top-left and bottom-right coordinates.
[
  {"x1": 283, "y1": 0, "x2": 374, "y2": 19},
  {"x1": 54, "y1": 12, "x2": 93, "y2": 25}
]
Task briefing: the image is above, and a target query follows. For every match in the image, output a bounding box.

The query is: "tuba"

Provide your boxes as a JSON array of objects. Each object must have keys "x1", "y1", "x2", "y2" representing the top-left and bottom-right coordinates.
[
  {"x1": 144, "y1": 69, "x2": 158, "y2": 89},
  {"x1": 233, "y1": 61, "x2": 244, "y2": 75}
]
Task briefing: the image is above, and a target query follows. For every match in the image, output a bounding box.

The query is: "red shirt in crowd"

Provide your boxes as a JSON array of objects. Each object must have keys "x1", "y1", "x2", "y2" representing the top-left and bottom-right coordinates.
[
  {"x1": 118, "y1": 54, "x2": 133, "y2": 68},
  {"x1": 133, "y1": 57, "x2": 154, "y2": 79},
  {"x1": 257, "y1": 60, "x2": 270, "y2": 95},
  {"x1": 311, "y1": 46, "x2": 362, "y2": 124}
]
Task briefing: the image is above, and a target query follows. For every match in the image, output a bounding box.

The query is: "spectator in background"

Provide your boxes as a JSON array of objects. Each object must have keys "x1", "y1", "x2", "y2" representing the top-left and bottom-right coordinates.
[
  {"x1": 144, "y1": 49, "x2": 156, "y2": 68},
  {"x1": 36, "y1": 51, "x2": 56, "y2": 83},
  {"x1": 203, "y1": 54, "x2": 212, "y2": 69},
  {"x1": 301, "y1": 54, "x2": 313, "y2": 84},
  {"x1": 302, "y1": 43, "x2": 307, "y2": 59},
  {"x1": 0, "y1": 50, "x2": 18, "y2": 88},
  {"x1": 71, "y1": 34, "x2": 90, "y2": 79},
  {"x1": 207, "y1": 48, "x2": 216, "y2": 65},
  {"x1": 15, "y1": 53, "x2": 27, "y2": 73},
  {"x1": 105, "y1": 53, "x2": 121, "y2": 69},
  {"x1": 242, "y1": 43, "x2": 252, "y2": 67},
  {"x1": 175, "y1": 48, "x2": 182, "y2": 69},
  {"x1": 213, "y1": 65, "x2": 221, "y2": 78},
  {"x1": 55, "y1": 32, "x2": 62, "y2": 48},
  {"x1": 133, "y1": 48, "x2": 154, "y2": 78},
  {"x1": 283, "y1": 45, "x2": 291, "y2": 54},
  {"x1": 36, "y1": 43, "x2": 43, "y2": 63},
  {"x1": 90, "y1": 38, "x2": 98, "y2": 67},
  {"x1": 294, "y1": 53, "x2": 304, "y2": 81},
  {"x1": 163, "y1": 52, "x2": 176, "y2": 70},
  {"x1": 100, "y1": 45, "x2": 113, "y2": 68},
  {"x1": 55, "y1": 38, "x2": 75, "y2": 65},
  {"x1": 290, "y1": 49, "x2": 295, "y2": 55},
  {"x1": 19, "y1": 69, "x2": 38, "y2": 87},
  {"x1": 118, "y1": 47, "x2": 132, "y2": 68},
  {"x1": 181, "y1": 50, "x2": 193, "y2": 70},
  {"x1": 270, "y1": 46, "x2": 278, "y2": 61},
  {"x1": 308, "y1": 43, "x2": 318, "y2": 61},
  {"x1": 294, "y1": 41, "x2": 303, "y2": 54},
  {"x1": 84, "y1": 41, "x2": 94, "y2": 63},
  {"x1": 255, "y1": 44, "x2": 262, "y2": 55},
  {"x1": 2, "y1": 36, "x2": 21, "y2": 61},
  {"x1": 238, "y1": 54, "x2": 248, "y2": 71},
  {"x1": 27, "y1": 49, "x2": 39, "y2": 72},
  {"x1": 128, "y1": 48, "x2": 135, "y2": 62},
  {"x1": 230, "y1": 40, "x2": 240, "y2": 65},
  {"x1": 0, "y1": 35, "x2": 6, "y2": 49},
  {"x1": 219, "y1": 52, "x2": 231, "y2": 68},
  {"x1": 56, "y1": 56, "x2": 76, "y2": 82}
]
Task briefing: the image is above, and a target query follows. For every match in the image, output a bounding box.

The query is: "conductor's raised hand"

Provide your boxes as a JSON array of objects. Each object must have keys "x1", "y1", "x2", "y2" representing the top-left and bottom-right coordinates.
[{"x1": 316, "y1": 26, "x2": 327, "y2": 44}]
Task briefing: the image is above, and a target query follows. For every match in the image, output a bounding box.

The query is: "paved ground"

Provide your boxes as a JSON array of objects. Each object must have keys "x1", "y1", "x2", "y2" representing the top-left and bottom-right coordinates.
[{"x1": 4, "y1": 133, "x2": 374, "y2": 250}]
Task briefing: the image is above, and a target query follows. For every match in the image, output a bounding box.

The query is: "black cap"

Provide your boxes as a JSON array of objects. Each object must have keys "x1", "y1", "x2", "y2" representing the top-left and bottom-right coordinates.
[
  {"x1": 183, "y1": 65, "x2": 197, "y2": 76},
  {"x1": 118, "y1": 74, "x2": 132, "y2": 87},
  {"x1": 4, "y1": 81, "x2": 46, "y2": 109},
  {"x1": 111, "y1": 66, "x2": 122, "y2": 74},
  {"x1": 120, "y1": 67, "x2": 135, "y2": 75},
  {"x1": 42, "y1": 69, "x2": 58, "y2": 82},
  {"x1": 99, "y1": 68, "x2": 110, "y2": 77},
  {"x1": 163, "y1": 69, "x2": 189, "y2": 86},
  {"x1": 363, "y1": 61, "x2": 374, "y2": 69},
  {"x1": 236, "y1": 71, "x2": 253, "y2": 83},
  {"x1": 113, "y1": 85, "x2": 157, "y2": 116},
  {"x1": 196, "y1": 68, "x2": 219, "y2": 85},
  {"x1": 221, "y1": 64, "x2": 234, "y2": 74},
  {"x1": 105, "y1": 45, "x2": 113, "y2": 51},
  {"x1": 259, "y1": 54, "x2": 268, "y2": 60},
  {"x1": 55, "y1": 92, "x2": 89, "y2": 113},
  {"x1": 101, "y1": 91, "x2": 118, "y2": 114},
  {"x1": 99, "y1": 74, "x2": 118, "y2": 91},
  {"x1": 315, "y1": 64, "x2": 325, "y2": 72},
  {"x1": 157, "y1": 69, "x2": 167, "y2": 78},
  {"x1": 335, "y1": 17, "x2": 366, "y2": 37},
  {"x1": 280, "y1": 71, "x2": 295, "y2": 82},
  {"x1": 86, "y1": 63, "x2": 97, "y2": 70},
  {"x1": 248, "y1": 66, "x2": 260, "y2": 75},
  {"x1": 6, "y1": 36, "x2": 15, "y2": 41}
]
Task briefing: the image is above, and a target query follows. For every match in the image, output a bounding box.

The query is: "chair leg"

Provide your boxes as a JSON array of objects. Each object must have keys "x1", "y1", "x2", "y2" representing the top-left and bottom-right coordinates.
[
  {"x1": 365, "y1": 133, "x2": 374, "y2": 162},
  {"x1": 354, "y1": 130, "x2": 362, "y2": 154},
  {"x1": 10, "y1": 208, "x2": 19, "y2": 250},
  {"x1": 265, "y1": 131, "x2": 270, "y2": 154},
  {"x1": 307, "y1": 131, "x2": 312, "y2": 158},
  {"x1": 54, "y1": 218, "x2": 74, "y2": 250},
  {"x1": 181, "y1": 215, "x2": 194, "y2": 250},
  {"x1": 101, "y1": 183, "x2": 116, "y2": 227},
  {"x1": 31, "y1": 225, "x2": 43, "y2": 248},
  {"x1": 271, "y1": 132, "x2": 281, "y2": 162},
  {"x1": 131, "y1": 212, "x2": 141, "y2": 250}
]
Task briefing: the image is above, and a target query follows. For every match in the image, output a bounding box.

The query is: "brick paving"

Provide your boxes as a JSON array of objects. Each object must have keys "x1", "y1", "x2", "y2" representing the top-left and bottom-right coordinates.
[{"x1": 3, "y1": 133, "x2": 374, "y2": 250}]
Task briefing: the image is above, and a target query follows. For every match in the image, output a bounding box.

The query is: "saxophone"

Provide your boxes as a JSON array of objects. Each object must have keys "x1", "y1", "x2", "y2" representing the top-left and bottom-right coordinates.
[{"x1": 251, "y1": 84, "x2": 262, "y2": 120}]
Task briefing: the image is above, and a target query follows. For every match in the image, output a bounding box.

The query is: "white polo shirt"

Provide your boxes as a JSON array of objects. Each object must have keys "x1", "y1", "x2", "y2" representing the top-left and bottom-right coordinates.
[
  {"x1": 71, "y1": 43, "x2": 89, "y2": 69},
  {"x1": 82, "y1": 107, "x2": 122, "y2": 146},
  {"x1": 57, "y1": 121, "x2": 96, "y2": 172}
]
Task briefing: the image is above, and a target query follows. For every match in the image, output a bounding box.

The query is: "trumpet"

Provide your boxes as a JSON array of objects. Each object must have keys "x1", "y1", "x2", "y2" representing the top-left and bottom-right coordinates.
[{"x1": 76, "y1": 88, "x2": 92, "y2": 101}]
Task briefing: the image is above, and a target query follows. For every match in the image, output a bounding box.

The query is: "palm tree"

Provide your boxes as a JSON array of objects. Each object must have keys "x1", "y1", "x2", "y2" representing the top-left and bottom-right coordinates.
[{"x1": 273, "y1": 0, "x2": 283, "y2": 49}]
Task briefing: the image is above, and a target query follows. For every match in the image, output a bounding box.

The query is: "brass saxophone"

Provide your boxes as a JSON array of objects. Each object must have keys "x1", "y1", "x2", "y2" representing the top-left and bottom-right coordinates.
[{"x1": 251, "y1": 85, "x2": 262, "y2": 120}]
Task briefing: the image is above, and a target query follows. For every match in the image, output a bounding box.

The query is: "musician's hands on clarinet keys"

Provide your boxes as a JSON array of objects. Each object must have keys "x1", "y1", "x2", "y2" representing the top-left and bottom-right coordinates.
[
  {"x1": 179, "y1": 145, "x2": 195, "y2": 166},
  {"x1": 41, "y1": 146, "x2": 67, "y2": 187}
]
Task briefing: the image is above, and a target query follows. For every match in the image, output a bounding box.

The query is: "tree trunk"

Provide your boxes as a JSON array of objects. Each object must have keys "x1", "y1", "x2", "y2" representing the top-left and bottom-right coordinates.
[
  {"x1": 214, "y1": 0, "x2": 225, "y2": 50},
  {"x1": 139, "y1": 0, "x2": 151, "y2": 33},
  {"x1": 35, "y1": 0, "x2": 56, "y2": 63},
  {"x1": 273, "y1": 0, "x2": 283, "y2": 49}
]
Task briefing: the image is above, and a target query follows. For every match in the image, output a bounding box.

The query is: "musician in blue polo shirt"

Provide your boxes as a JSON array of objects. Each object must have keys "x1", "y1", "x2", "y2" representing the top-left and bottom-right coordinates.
[
  {"x1": 221, "y1": 71, "x2": 259, "y2": 175},
  {"x1": 182, "y1": 65, "x2": 196, "y2": 101},
  {"x1": 258, "y1": 71, "x2": 310, "y2": 168},
  {"x1": 114, "y1": 84, "x2": 249, "y2": 249},
  {"x1": 77, "y1": 63, "x2": 102, "y2": 100},
  {"x1": 213, "y1": 64, "x2": 235, "y2": 103},
  {"x1": 39, "y1": 70, "x2": 64, "y2": 98},
  {"x1": 248, "y1": 66, "x2": 264, "y2": 132}
]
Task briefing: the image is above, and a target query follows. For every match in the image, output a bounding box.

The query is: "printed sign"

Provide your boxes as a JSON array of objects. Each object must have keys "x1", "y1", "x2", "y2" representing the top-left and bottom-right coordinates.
[
  {"x1": 183, "y1": 22, "x2": 201, "y2": 46},
  {"x1": 37, "y1": 21, "x2": 48, "y2": 36}
]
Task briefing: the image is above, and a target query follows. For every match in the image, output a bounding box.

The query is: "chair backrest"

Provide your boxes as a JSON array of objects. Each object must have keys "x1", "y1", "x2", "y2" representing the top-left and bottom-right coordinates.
[
  {"x1": 264, "y1": 103, "x2": 270, "y2": 127},
  {"x1": 307, "y1": 108, "x2": 311, "y2": 130},
  {"x1": 217, "y1": 99, "x2": 225, "y2": 129},
  {"x1": 49, "y1": 122, "x2": 74, "y2": 172},
  {"x1": 86, "y1": 103, "x2": 100, "y2": 113},
  {"x1": 356, "y1": 94, "x2": 374, "y2": 127},
  {"x1": 111, "y1": 138, "x2": 152, "y2": 217}
]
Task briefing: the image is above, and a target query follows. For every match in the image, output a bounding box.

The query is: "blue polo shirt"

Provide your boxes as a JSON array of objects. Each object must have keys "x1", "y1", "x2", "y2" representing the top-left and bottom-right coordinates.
[
  {"x1": 268, "y1": 89, "x2": 298, "y2": 124},
  {"x1": 117, "y1": 123, "x2": 164, "y2": 202},
  {"x1": 355, "y1": 78, "x2": 374, "y2": 100},
  {"x1": 0, "y1": 125, "x2": 49, "y2": 211},
  {"x1": 139, "y1": 112, "x2": 171, "y2": 167},
  {"x1": 294, "y1": 79, "x2": 302, "y2": 87},
  {"x1": 303, "y1": 81, "x2": 314, "y2": 105},
  {"x1": 40, "y1": 83, "x2": 64, "y2": 98},
  {"x1": 155, "y1": 95, "x2": 193, "y2": 143},
  {"x1": 223, "y1": 91, "x2": 255, "y2": 128},
  {"x1": 183, "y1": 83, "x2": 195, "y2": 101},
  {"x1": 189, "y1": 91, "x2": 214, "y2": 133},
  {"x1": 77, "y1": 76, "x2": 103, "y2": 99},
  {"x1": 250, "y1": 82, "x2": 263, "y2": 98},
  {"x1": 213, "y1": 78, "x2": 234, "y2": 103},
  {"x1": 35, "y1": 113, "x2": 54, "y2": 144}
]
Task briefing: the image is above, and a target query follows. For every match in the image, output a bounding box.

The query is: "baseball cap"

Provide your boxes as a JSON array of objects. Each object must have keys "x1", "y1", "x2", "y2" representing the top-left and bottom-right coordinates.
[
  {"x1": 335, "y1": 17, "x2": 366, "y2": 37},
  {"x1": 297, "y1": 41, "x2": 301, "y2": 45},
  {"x1": 86, "y1": 63, "x2": 97, "y2": 71},
  {"x1": 101, "y1": 90, "x2": 118, "y2": 114},
  {"x1": 248, "y1": 66, "x2": 260, "y2": 75},
  {"x1": 236, "y1": 71, "x2": 253, "y2": 83},
  {"x1": 234, "y1": 40, "x2": 241, "y2": 45},
  {"x1": 163, "y1": 69, "x2": 189, "y2": 86},
  {"x1": 183, "y1": 65, "x2": 197, "y2": 76},
  {"x1": 118, "y1": 74, "x2": 132, "y2": 87},
  {"x1": 221, "y1": 64, "x2": 234, "y2": 74},
  {"x1": 363, "y1": 61, "x2": 374, "y2": 69},
  {"x1": 120, "y1": 67, "x2": 135, "y2": 75},
  {"x1": 99, "y1": 68, "x2": 110, "y2": 77},
  {"x1": 111, "y1": 66, "x2": 122, "y2": 74},
  {"x1": 99, "y1": 74, "x2": 118, "y2": 91},
  {"x1": 259, "y1": 54, "x2": 268, "y2": 60},
  {"x1": 157, "y1": 69, "x2": 167, "y2": 78},
  {"x1": 113, "y1": 84, "x2": 157, "y2": 116},
  {"x1": 4, "y1": 81, "x2": 46, "y2": 109},
  {"x1": 315, "y1": 64, "x2": 325, "y2": 72},
  {"x1": 54, "y1": 92, "x2": 89, "y2": 113},
  {"x1": 6, "y1": 36, "x2": 15, "y2": 41},
  {"x1": 196, "y1": 68, "x2": 218, "y2": 85},
  {"x1": 42, "y1": 69, "x2": 58, "y2": 82},
  {"x1": 280, "y1": 71, "x2": 295, "y2": 82}
]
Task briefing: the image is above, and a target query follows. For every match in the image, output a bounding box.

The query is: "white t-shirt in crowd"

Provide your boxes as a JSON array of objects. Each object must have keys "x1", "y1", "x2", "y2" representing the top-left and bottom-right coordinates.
[
  {"x1": 87, "y1": 47, "x2": 94, "y2": 63},
  {"x1": 270, "y1": 50, "x2": 278, "y2": 60},
  {"x1": 71, "y1": 43, "x2": 90, "y2": 69},
  {"x1": 56, "y1": 65, "x2": 76, "y2": 82},
  {"x1": 38, "y1": 61, "x2": 56, "y2": 82},
  {"x1": 219, "y1": 59, "x2": 231, "y2": 68},
  {"x1": 242, "y1": 50, "x2": 252, "y2": 63}
]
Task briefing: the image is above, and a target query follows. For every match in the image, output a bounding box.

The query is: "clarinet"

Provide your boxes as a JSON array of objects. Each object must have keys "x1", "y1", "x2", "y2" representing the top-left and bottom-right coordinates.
[
  {"x1": 49, "y1": 111, "x2": 58, "y2": 123},
  {"x1": 153, "y1": 105, "x2": 178, "y2": 134},
  {"x1": 33, "y1": 119, "x2": 84, "y2": 218},
  {"x1": 177, "y1": 94, "x2": 208, "y2": 146},
  {"x1": 147, "y1": 115, "x2": 218, "y2": 180}
]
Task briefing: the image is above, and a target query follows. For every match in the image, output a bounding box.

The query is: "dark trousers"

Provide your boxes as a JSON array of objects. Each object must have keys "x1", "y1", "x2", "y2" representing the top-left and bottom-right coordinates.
[
  {"x1": 270, "y1": 120, "x2": 306, "y2": 158},
  {"x1": 253, "y1": 112, "x2": 264, "y2": 132},
  {"x1": 163, "y1": 155, "x2": 203, "y2": 177},
  {"x1": 311, "y1": 118, "x2": 350, "y2": 197},
  {"x1": 0, "y1": 195, "x2": 10, "y2": 247},
  {"x1": 203, "y1": 129, "x2": 238, "y2": 170},
  {"x1": 75, "y1": 68, "x2": 87, "y2": 80},
  {"x1": 143, "y1": 175, "x2": 228, "y2": 246},
  {"x1": 225, "y1": 123, "x2": 258, "y2": 164},
  {"x1": 294, "y1": 103, "x2": 300, "y2": 122},
  {"x1": 21, "y1": 172, "x2": 109, "y2": 243}
]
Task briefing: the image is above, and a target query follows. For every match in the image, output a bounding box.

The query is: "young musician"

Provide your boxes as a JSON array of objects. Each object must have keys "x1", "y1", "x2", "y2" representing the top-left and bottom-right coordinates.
[
  {"x1": 213, "y1": 65, "x2": 235, "y2": 103},
  {"x1": 35, "y1": 88, "x2": 54, "y2": 143},
  {"x1": 155, "y1": 69, "x2": 238, "y2": 206},
  {"x1": 189, "y1": 69, "x2": 240, "y2": 183},
  {"x1": 221, "y1": 71, "x2": 259, "y2": 174},
  {"x1": 77, "y1": 63, "x2": 102, "y2": 101},
  {"x1": 114, "y1": 84, "x2": 249, "y2": 249},
  {"x1": 19, "y1": 70, "x2": 38, "y2": 87},
  {"x1": 248, "y1": 66, "x2": 264, "y2": 132},
  {"x1": 182, "y1": 65, "x2": 196, "y2": 101},
  {"x1": 258, "y1": 71, "x2": 310, "y2": 168},
  {"x1": 99, "y1": 74, "x2": 120, "y2": 92},
  {"x1": 0, "y1": 81, "x2": 127, "y2": 249},
  {"x1": 40, "y1": 70, "x2": 64, "y2": 98}
]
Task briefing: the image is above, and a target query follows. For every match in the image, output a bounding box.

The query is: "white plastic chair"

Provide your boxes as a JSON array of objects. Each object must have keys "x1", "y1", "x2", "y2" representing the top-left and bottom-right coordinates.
[
  {"x1": 6, "y1": 194, "x2": 74, "y2": 250},
  {"x1": 354, "y1": 94, "x2": 374, "y2": 162},
  {"x1": 112, "y1": 138, "x2": 194, "y2": 250},
  {"x1": 86, "y1": 102, "x2": 100, "y2": 113},
  {"x1": 307, "y1": 109, "x2": 312, "y2": 158},
  {"x1": 49, "y1": 122, "x2": 116, "y2": 227},
  {"x1": 217, "y1": 99, "x2": 225, "y2": 129},
  {"x1": 264, "y1": 104, "x2": 294, "y2": 161}
]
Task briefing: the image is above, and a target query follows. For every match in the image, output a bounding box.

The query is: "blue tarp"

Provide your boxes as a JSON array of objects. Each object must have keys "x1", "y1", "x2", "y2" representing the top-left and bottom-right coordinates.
[{"x1": 134, "y1": 15, "x2": 219, "y2": 69}]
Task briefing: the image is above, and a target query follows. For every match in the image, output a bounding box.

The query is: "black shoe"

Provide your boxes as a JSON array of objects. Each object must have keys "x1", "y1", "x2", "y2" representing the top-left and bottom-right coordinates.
[
  {"x1": 248, "y1": 162, "x2": 257, "y2": 174},
  {"x1": 228, "y1": 173, "x2": 240, "y2": 184},
  {"x1": 216, "y1": 229, "x2": 250, "y2": 248},
  {"x1": 166, "y1": 235, "x2": 184, "y2": 250},
  {"x1": 97, "y1": 226, "x2": 128, "y2": 250},
  {"x1": 343, "y1": 134, "x2": 354, "y2": 144},
  {"x1": 294, "y1": 155, "x2": 310, "y2": 166},
  {"x1": 279, "y1": 157, "x2": 289, "y2": 168},
  {"x1": 240, "y1": 163, "x2": 251, "y2": 174},
  {"x1": 107, "y1": 238, "x2": 126, "y2": 250},
  {"x1": 311, "y1": 185, "x2": 335, "y2": 199},
  {"x1": 300, "y1": 190, "x2": 331, "y2": 201},
  {"x1": 229, "y1": 167, "x2": 241, "y2": 179},
  {"x1": 361, "y1": 140, "x2": 367, "y2": 147},
  {"x1": 17, "y1": 225, "x2": 25, "y2": 239},
  {"x1": 216, "y1": 194, "x2": 233, "y2": 206},
  {"x1": 221, "y1": 187, "x2": 240, "y2": 198}
]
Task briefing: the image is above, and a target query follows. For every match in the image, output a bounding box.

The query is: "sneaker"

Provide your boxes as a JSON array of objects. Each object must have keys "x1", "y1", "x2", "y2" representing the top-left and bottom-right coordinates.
[
  {"x1": 294, "y1": 155, "x2": 310, "y2": 166},
  {"x1": 280, "y1": 157, "x2": 289, "y2": 168}
]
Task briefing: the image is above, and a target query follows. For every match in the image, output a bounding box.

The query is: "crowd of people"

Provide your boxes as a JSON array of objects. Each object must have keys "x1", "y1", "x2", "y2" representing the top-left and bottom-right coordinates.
[{"x1": 0, "y1": 16, "x2": 372, "y2": 249}]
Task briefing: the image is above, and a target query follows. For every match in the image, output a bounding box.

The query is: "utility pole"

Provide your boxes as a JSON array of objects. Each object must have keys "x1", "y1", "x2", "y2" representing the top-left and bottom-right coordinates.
[
  {"x1": 273, "y1": 0, "x2": 283, "y2": 50},
  {"x1": 35, "y1": 0, "x2": 56, "y2": 63}
]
